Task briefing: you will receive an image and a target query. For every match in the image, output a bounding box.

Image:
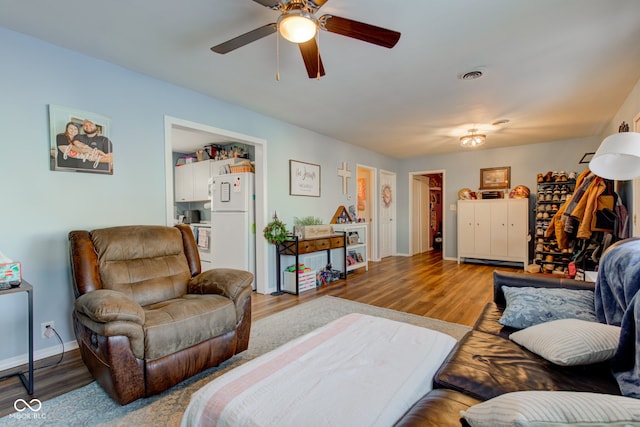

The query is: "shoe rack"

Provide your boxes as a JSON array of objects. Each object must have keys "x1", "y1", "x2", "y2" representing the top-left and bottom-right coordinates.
[{"x1": 534, "y1": 171, "x2": 576, "y2": 275}]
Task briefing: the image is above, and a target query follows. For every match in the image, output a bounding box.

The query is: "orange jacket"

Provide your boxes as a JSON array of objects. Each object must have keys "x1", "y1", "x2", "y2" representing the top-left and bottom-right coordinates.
[{"x1": 545, "y1": 169, "x2": 606, "y2": 248}]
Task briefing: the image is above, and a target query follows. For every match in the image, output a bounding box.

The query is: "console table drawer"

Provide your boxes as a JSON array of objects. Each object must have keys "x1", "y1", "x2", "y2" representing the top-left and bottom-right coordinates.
[
  {"x1": 330, "y1": 236, "x2": 344, "y2": 248},
  {"x1": 298, "y1": 240, "x2": 316, "y2": 254},
  {"x1": 314, "y1": 238, "x2": 331, "y2": 251}
]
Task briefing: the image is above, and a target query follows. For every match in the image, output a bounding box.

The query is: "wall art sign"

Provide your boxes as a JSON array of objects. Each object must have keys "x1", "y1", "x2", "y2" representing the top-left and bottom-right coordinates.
[
  {"x1": 479, "y1": 166, "x2": 510, "y2": 190},
  {"x1": 290, "y1": 160, "x2": 320, "y2": 197},
  {"x1": 381, "y1": 184, "x2": 393, "y2": 208},
  {"x1": 49, "y1": 105, "x2": 113, "y2": 174}
]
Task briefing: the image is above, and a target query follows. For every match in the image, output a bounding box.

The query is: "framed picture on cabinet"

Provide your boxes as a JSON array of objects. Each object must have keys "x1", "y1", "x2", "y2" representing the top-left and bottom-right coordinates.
[
  {"x1": 480, "y1": 166, "x2": 510, "y2": 190},
  {"x1": 290, "y1": 160, "x2": 320, "y2": 197}
]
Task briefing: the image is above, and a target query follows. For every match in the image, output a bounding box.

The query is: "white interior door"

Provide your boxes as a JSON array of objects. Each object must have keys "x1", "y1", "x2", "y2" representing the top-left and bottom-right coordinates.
[{"x1": 380, "y1": 170, "x2": 396, "y2": 258}]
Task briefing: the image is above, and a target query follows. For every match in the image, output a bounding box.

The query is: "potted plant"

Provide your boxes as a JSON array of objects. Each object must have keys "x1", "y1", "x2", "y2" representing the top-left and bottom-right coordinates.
[
  {"x1": 293, "y1": 216, "x2": 333, "y2": 240},
  {"x1": 263, "y1": 214, "x2": 289, "y2": 245}
]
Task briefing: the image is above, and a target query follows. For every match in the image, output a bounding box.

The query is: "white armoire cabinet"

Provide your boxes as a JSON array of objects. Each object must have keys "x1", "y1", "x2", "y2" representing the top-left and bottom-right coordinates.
[{"x1": 457, "y1": 199, "x2": 529, "y2": 268}]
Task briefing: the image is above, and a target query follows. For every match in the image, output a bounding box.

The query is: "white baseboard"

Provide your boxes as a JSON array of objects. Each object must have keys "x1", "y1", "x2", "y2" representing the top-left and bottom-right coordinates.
[{"x1": 0, "y1": 340, "x2": 79, "y2": 372}]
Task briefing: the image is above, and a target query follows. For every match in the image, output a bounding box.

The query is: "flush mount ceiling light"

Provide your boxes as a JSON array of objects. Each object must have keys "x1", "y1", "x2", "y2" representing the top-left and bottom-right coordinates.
[
  {"x1": 460, "y1": 129, "x2": 486, "y2": 148},
  {"x1": 278, "y1": 9, "x2": 318, "y2": 43}
]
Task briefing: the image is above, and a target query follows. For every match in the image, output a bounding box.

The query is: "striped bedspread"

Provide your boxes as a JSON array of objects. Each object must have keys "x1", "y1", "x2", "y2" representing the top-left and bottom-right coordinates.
[{"x1": 181, "y1": 313, "x2": 457, "y2": 427}]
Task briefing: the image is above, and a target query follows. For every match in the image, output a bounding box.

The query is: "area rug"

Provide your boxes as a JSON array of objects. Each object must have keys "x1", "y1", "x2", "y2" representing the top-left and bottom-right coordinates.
[{"x1": 0, "y1": 296, "x2": 470, "y2": 427}]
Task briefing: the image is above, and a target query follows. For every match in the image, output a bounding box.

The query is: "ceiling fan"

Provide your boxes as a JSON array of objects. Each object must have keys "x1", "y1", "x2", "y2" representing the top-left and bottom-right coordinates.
[{"x1": 211, "y1": 0, "x2": 401, "y2": 79}]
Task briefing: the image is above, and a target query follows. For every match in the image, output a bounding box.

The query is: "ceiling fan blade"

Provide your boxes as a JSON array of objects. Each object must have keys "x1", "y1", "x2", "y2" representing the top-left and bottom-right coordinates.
[
  {"x1": 299, "y1": 39, "x2": 326, "y2": 79},
  {"x1": 211, "y1": 23, "x2": 277, "y2": 54},
  {"x1": 251, "y1": 0, "x2": 281, "y2": 9},
  {"x1": 321, "y1": 15, "x2": 401, "y2": 48}
]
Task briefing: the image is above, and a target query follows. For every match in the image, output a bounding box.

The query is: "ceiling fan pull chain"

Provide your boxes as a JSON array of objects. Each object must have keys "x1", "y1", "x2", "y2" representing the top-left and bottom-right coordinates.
[
  {"x1": 276, "y1": 27, "x2": 280, "y2": 81},
  {"x1": 316, "y1": 31, "x2": 320, "y2": 80}
]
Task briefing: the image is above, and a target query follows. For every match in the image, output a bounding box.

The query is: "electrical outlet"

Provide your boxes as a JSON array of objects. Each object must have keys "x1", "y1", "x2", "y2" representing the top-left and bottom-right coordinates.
[{"x1": 41, "y1": 321, "x2": 55, "y2": 339}]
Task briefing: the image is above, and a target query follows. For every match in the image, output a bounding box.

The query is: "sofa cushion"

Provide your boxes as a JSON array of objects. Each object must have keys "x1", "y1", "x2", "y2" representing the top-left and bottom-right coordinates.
[
  {"x1": 143, "y1": 294, "x2": 236, "y2": 360},
  {"x1": 499, "y1": 286, "x2": 598, "y2": 329},
  {"x1": 460, "y1": 391, "x2": 640, "y2": 427},
  {"x1": 472, "y1": 302, "x2": 518, "y2": 338},
  {"x1": 434, "y1": 330, "x2": 621, "y2": 401},
  {"x1": 510, "y1": 318, "x2": 621, "y2": 366},
  {"x1": 393, "y1": 388, "x2": 479, "y2": 427}
]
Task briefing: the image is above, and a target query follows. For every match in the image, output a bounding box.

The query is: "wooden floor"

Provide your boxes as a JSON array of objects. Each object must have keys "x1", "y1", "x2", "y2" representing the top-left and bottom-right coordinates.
[{"x1": 0, "y1": 251, "x2": 519, "y2": 417}]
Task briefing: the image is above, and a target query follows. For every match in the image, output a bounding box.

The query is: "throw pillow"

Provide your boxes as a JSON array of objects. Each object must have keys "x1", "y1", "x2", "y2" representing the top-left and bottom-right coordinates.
[
  {"x1": 499, "y1": 286, "x2": 597, "y2": 329},
  {"x1": 460, "y1": 391, "x2": 640, "y2": 427},
  {"x1": 510, "y1": 318, "x2": 621, "y2": 366}
]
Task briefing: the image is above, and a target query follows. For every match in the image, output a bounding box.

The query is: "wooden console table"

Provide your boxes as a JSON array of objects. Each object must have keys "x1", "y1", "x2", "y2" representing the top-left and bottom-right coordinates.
[{"x1": 275, "y1": 233, "x2": 346, "y2": 295}]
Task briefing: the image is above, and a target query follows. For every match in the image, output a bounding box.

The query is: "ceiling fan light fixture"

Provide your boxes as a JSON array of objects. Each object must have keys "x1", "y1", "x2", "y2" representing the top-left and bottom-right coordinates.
[
  {"x1": 278, "y1": 11, "x2": 317, "y2": 43},
  {"x1": 460, "y1": 129, "x2": 486, "y2": 148}
]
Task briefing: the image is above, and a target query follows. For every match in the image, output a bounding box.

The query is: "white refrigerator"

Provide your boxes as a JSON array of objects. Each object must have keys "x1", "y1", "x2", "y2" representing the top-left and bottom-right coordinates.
[{"x1": 210, "y1": 172, "x2": 256, "y2": 289}]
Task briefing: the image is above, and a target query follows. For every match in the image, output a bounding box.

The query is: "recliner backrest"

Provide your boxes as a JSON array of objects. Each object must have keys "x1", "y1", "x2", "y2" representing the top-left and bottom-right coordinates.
[{"x1": 91, "y1": 225, "x2": 191, "y2": 306}]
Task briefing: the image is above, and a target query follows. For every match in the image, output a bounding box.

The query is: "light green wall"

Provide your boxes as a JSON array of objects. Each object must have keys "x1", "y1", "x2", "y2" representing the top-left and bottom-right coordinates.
[{"x1": 0, "y1": 26, "x2": 396, "y2": 363}]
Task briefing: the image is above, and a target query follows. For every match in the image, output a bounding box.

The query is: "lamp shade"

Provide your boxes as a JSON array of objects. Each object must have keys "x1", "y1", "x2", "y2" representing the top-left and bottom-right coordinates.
[
  {"x1": 278, "y1": 13, "x2": 317, "y2": 43},
  {"x1": 589, "y1": 132, "x2": 640, "y2": 180}
]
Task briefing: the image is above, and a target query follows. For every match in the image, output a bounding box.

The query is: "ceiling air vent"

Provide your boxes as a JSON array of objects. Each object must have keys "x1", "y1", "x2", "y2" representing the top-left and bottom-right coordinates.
[{"x1": 458, "y1": 68, "x2": 486, "y2": 81}]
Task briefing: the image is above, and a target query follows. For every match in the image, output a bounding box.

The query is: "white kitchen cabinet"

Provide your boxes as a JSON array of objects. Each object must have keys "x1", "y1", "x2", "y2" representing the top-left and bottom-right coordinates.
[
  {"x1": 457, "y1": 199, "x2": 528, "y2": 267},
  {"x1": 192, "y1": 161, "x2": 211, "y2": 201},
  {"x1": 174, "y1": 160, "x2": 214, "y2": 202},
  {"x1": 332, "y1": 223, "x2": 368, "y2": 272},
  {"x1": 174, "y1": 162, "x2": 196, "y2": 202},
  {"x1": 175, "y1": 158, "x2": 247, "y2": 202}
]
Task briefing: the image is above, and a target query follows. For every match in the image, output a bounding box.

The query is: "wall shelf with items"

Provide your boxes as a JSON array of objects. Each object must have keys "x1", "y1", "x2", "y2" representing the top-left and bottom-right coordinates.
[
  {"x1": 332, "y1": 223, "x2": 368, "y2": 273},
  {"x1": 533, "y1": 177, "x2": 576, "y2": 274}
]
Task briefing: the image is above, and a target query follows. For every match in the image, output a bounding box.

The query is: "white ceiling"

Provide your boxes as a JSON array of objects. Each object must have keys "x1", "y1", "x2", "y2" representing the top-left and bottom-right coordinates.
[{"x1": 2, "y1": 0, "x2": 640, "y2": 158}]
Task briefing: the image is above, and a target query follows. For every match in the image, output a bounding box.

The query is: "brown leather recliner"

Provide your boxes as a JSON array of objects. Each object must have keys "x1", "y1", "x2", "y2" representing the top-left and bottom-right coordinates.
[{"x1": 68, "y1": 224, "x2": 253, "y2": 405}]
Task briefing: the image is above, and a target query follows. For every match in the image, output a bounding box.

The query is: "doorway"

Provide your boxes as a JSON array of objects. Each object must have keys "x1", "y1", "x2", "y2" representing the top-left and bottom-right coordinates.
[
  {"x1": 410, "y1": 171, "x2": 445, "y2": 256},
  {"x1": 163, "y1": 116, "x2": 269, "y2": 294},
  {"x1": 356, "y1": 165, "x2": 378, "y2": 261}
]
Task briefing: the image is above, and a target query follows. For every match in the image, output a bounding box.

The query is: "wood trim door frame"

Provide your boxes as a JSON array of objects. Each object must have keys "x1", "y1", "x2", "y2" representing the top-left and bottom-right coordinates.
[
  {"x1": 409, "y1": 169, "x2": 446, "y2": 257},
  {"x1": 164, "y1": 116, "x2": 269, "y2": 294}
]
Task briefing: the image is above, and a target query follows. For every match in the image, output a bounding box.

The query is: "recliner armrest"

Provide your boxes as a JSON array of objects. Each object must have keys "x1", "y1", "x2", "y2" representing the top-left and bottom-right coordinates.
[
  {"x1": 188, "y1": 269, "x2": 253, "y2": 322},
  {"x1": 188, "y1": 268, "x2": 253, "y2": 301},
  {"x1": 75, "y1": 289, "x2": 145, "y2": 325},
  {"x1": 493, "y1": 270, "x2": 595, "y2": 308}
]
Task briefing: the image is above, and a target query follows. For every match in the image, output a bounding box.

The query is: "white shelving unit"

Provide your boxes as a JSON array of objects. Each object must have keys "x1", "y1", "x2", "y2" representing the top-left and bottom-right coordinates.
[{"x1": 333, "y1": 223, "x2": 368, "y2": 272}]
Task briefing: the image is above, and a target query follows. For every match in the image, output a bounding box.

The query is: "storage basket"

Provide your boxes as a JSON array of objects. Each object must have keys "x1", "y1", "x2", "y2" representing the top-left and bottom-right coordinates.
[
  {"x1": 230, "y1": 160, "x2": 254, "y2": 173},
  {"x1": 283, "y1": 269, "x2": 316, "y2": 293}
]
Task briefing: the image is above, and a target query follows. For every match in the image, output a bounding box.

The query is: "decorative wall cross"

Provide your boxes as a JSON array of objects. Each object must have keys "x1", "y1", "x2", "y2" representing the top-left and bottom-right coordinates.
[{"x1": 337, "y1": 162, "x2": 352, "y2": 194}]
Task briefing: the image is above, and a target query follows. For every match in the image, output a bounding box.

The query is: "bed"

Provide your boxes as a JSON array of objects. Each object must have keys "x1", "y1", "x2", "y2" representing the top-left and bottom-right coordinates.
[{"x1": 181, "y1": 313, "x2": 457, "y2": 427}]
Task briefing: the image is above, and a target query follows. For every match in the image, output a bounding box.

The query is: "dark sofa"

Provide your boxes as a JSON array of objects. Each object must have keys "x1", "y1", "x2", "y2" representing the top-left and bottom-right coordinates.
[{"x1": 394, "y1": 270, "x2": 621, "y2": 427}]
